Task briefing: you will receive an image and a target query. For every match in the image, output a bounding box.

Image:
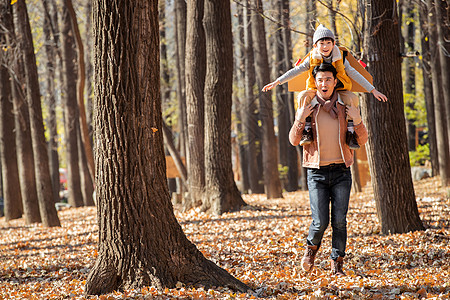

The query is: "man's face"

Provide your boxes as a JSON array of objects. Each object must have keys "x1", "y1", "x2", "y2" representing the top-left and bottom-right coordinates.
[
  {"x1": 315, "y1": 71, "x2": 337, "y2": 99},
  {"x1": 314, "y1": 39, "x2": 335, "y2": 57}
]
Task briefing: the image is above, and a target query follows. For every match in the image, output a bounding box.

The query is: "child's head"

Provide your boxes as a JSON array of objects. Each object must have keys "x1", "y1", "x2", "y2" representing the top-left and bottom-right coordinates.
[{"x1": 313, "y1": 25, "x2": 336, "y2": 57}]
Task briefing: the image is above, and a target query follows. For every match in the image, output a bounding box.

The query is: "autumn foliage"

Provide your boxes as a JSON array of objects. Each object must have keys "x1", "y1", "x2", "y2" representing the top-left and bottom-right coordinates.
[{"x1": 1, "y1": 177, "x2": 449, "y2": 299}]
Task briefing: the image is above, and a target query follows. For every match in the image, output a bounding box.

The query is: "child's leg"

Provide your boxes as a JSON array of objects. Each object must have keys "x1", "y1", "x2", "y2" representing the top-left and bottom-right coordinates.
[
  {"x1": 338, "y1": 90, "x2": 360, "y2": 150},
  {"x1": 297, "y1": 89, "x2": 317, "y2": 109}
]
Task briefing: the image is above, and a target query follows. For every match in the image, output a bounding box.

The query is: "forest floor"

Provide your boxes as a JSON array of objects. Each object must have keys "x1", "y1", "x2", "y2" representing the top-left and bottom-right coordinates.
[{"x1": 1, "y1": 176, "x2": 449, "y2": 299}]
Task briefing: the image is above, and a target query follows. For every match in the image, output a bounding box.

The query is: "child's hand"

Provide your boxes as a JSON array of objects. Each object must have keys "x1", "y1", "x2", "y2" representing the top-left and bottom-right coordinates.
[
  {"x1": 346, "y1": 104, "x2": 362, "y2": 125},
  {"x1": 371, "y1": 89, "x2": 388, "y2": 102},
  {"x1": 262, "y1": 80, "x2": 280, "y2": 92},
  {"x1": 296, "y1": 104, "x2": 313, "y2": 123}
]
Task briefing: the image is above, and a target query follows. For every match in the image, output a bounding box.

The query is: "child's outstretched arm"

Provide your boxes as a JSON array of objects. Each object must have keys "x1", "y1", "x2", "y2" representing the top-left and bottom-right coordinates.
[
  {"x1": 370, "y1": 89, "x2": 388, "y2": 102},
  {"x1": 262, "y1": 80, "x2": 280, "y2": 92}
]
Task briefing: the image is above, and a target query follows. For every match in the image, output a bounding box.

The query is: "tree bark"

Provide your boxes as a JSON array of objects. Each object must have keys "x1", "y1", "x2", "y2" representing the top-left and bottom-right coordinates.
[
  {"x1": 66, "y1": 0, "x2": 95, "y2": 185},
  {"x1": 78, "y1": 127, "x2": 95, "y2": 206},
  {"x1": 1, "y1": 0, "x2": 41, "y2": 223},
  {"x1": 61, "y1": 5, "x2": 84, "y2": 207},
  {"x1": 361, "y1": 0, "x2": 423, "y2": 234},
  {"x1": 243, "y1": 0, "x2": 264, "y2": 194},
  {"x1": 419, "y1": 0, "x2": 438, "y2": 176},
  {"x1": 43, "y1": 0, "x2": 60, "y2": 204},
  {"x1": 202, "y1": 0, "x2": 247, "y2": 214},
  {"x1": 185, "y1": 0, "x2": 206, "y2": 207},
  {"x1": 85, "y1": 0, "x2": 249, "y2": 294},
  {"x1": 14, "y1": 0, "x2": 60, "y2": 227},
  {"x1": 427, "y1": 0, "x2": 450, "y2": 186},
  {"x1": 0, "y1": 41, "x2": 23, "y2": 221},
  {"x1": 175, "y1": 0, "x2": 187, "y2": 157},
  {"x1": 252, "y1": 0, "x2": 283, "y2": 199}
]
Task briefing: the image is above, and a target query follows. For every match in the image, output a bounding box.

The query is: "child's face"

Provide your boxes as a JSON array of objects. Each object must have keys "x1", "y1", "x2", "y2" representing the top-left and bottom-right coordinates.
[{"x1": 314, "y1": 39, "x2": 335, "y2": 57}]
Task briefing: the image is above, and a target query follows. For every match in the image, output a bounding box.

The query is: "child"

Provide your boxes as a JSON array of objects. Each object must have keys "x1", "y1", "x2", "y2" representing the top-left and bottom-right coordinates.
[{"x1": 263, "y1": 24, "x2": 387, "y2": 149}]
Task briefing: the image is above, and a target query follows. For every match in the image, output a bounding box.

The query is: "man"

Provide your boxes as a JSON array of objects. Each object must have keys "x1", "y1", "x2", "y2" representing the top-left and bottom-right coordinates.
[{"x1": 289, "y1": 63, "x2": 368, "y2": 276}]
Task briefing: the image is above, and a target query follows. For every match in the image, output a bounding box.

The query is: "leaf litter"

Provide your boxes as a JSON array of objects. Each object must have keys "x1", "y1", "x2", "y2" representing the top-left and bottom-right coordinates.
[{"x1": 1, "y1": 176, "x2": 449, "y2": 299}]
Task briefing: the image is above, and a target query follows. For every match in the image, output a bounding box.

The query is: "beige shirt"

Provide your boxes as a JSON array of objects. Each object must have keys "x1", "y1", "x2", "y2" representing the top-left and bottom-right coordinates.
[{"x1": 316, "y1": 108, "x2": 345, "y2": 166}]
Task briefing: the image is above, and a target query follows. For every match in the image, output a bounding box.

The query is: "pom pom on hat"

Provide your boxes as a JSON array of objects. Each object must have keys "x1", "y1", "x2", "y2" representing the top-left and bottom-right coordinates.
[{"x1": 313, "y1": 24, "x2": 335, "y2": 44}]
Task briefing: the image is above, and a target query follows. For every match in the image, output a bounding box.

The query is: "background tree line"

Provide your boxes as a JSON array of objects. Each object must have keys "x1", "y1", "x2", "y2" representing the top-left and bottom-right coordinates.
[{"x1": 0, "y1": 0, "x2": 449, "y2": 233}]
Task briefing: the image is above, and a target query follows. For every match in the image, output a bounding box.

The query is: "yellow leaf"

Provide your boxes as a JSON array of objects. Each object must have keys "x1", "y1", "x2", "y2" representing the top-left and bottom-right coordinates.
[
  {"x1": 151, "y1": 127, "x2": 158, "y2": 132},
  {"x1": 11, "y1": 0, "x2": 17, "y2": 4}
]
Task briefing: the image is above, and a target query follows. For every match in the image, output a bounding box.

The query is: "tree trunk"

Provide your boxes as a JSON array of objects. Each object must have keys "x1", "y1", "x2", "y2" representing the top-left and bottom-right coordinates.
[
  {"x1": 327, "y1": 0, "x2": 339, "y2": 44},
  {"x1": 1, "y1": 0, "x2": 41, "y2": 223},
  {"x1": 14, "y1": 0, "x2": 60, "y2": 227},
  {"x1": 175, "y1": 0, "x2": 187, "y2": 157},
  {"x1": 85, "y1": 0, "x2": 249, "y2": 294},
  {"x1": 351, "y1": 152, "x2": 362, "y2": 193},
  {"x1": 281, "y1": 0, "x2": 298, "y2": 192},
  {"x1": 78, "y1": 127, "x2": 95, "y2": 206},
  {"x1": 404, "y1": 2, "x2": 417, "y2": 151},
  {"x1": 361, "y1": 0, "x2": 423, "y2": 234},
  {"x1": 85, "y1": 0, "x2": 94, "y2": 143},
  {"x1": 236, "y1": 3, "x2": 250, "y2": 193},
  {"x1": 427, "y1": 0, "x2": 450, "y2": 186},
  {"x1": 252, "y1": 0, "x2": 283, "y2": 199},
  {"x1": 0, "y1": 43, "x2": 23, "y2": 221},
  {"x1": 202, "y1": 0, "x2": 247, "y2": 214},
  {"x1": 305, "y1": 0, "x2": 317, "y2": 53},
  {"x1": 185, "y1": 0, "x2": 206, "y2": 207},
  {"x1": 162, "y1": 121, "x2": 188, "y2": 188},
  {"x1": 61, "y1": 5, "x2": 84, "y2": 207},
  {"x1": 43, "y1": 0, "x2": 60, "y2": 204},
  {"x1": 419, "y1": 0, "x2": 438, "y2": 176},
  {"x1": 66, "y1": 0, "x2": 95, "y2": 185},
  {"x1": 243, "y1": 0, "x2": 264, "y2": 194},
  {"x1": 435, "y1": 0, "x2": 450, "y2": 178}
]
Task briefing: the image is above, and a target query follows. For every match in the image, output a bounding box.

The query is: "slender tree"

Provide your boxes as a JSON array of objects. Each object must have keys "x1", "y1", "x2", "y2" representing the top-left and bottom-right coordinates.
[
  {"x1": 0, "y1": 32, "x2": 23, "y2": 221},
  {"x1": 361, "y1": 0, "x2": 423, "y2": 234},
  {"x1": 61, "y1": 5, "x2": 84, "y2": 207},
  {"x1": 252, "y1": 0, "x2": 283, "y2": 199},
  {"x1": 202, "y1": 0, "x2": 247, "y2": 213},
  {"x1": 85, "y1": 0, "x2": 249, "y2": 293},
  {"x1": 14, "y1": 0, "x2": 60, "y2": 227},
  {"x1": 185, "y1": 0, "x2": 206, "y2": 207}
]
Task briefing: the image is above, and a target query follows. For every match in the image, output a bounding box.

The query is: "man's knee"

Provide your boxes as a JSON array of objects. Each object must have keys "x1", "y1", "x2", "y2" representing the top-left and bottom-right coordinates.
[{"x1": 297, "y1": 89, "x2": 316, "y2": 108}]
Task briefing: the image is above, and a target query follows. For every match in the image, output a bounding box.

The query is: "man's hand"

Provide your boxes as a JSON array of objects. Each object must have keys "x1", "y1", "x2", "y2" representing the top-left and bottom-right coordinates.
[
  {"x1": 371, "y1": 89, "x2": 388, "y2": 102},
  {"x1": 346, "y1": 104, "x2": 362, "y2": 125},
  {"x1": 296, "y1": 104, "x2": 313, "y2": 122},
  {"x1": 262, "y1": 80, "x2": 280, "y2": 92}
]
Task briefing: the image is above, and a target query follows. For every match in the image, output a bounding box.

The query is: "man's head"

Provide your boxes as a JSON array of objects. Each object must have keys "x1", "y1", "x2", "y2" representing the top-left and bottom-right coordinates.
[
  {"x1": 313, "y1": 25, "x2": 336, "y2": 57},
  {"x1": 313, "y1": 63, "x2": 337, "y2": 99}
]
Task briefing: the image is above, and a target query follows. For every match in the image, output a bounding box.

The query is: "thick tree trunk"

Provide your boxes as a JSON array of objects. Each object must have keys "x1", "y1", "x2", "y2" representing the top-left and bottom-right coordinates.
[
  {"x1": 14, "y1": 0, "x2": 60, "y2": 227},
  {"x1": 43, "y1": 0, "x2": 60, "y2": 204},
  {"x1": 0, "y1": 50, "x2": 23, "y2": 221},
  {"x1": 243, "y1": 1, "x2": 264, "y2": 194},
  {"x1": 361, "y1": 0, "x2": 423, "y2": 234},
  {"x1": 202, "y1": 0, "x2": 247, "y2": 214},
  {"x1": 86, "y1": 0, "x2": 249, "y2": 294},
  {"x1": 61, "y1": 5, "x2": 84, "y2": 207},
  {"x1": 419, "y1": 1, "x2": 438, "y2": 176},
  {"x1": 427, "y1": 0, "x2": 450, "y2": 186},
  {"x1": 252, "y1": 0, "x2": 283, "y2": 199},
  {"x1": 185, "y1": 0, "x2": 206, "y2": 207},
  {"x1": 1, "y1": 0, "x2": 41, "y2": 223},
  {"x1": 66, "y1": 0, "x2": 95, "y2": 185}
]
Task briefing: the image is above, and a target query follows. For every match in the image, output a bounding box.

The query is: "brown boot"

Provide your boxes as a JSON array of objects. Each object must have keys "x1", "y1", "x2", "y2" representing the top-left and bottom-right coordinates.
[
  {"x1": 331, "y1": 257, "x2": 345, "y2": 276},
  {"x1": 300, "y1": 128, "x2": 313, "y2": 146},
  {"x1": 346, "y1": 131, "x2": 360, "y2": 150},
  {"x1": 301, "y1": 245, "x2": 318, "y2": 272}
]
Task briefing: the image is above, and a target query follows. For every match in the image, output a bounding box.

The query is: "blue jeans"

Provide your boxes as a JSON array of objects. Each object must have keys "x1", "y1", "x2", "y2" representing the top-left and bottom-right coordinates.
[{"x1": 306, "y1": 163, "x2": 352, "y2": 260}]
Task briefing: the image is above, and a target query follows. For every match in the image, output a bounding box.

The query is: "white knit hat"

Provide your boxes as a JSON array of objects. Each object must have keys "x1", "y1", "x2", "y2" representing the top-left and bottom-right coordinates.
[{"x1": 313, "y1": 24, "x2": 335, "y2": 44}]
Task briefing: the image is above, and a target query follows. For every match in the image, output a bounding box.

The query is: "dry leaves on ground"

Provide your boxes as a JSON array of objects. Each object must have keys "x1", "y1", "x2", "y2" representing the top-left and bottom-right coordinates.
[{"x1": 1, "y1": 176, "x2": 449, "y2": 299}]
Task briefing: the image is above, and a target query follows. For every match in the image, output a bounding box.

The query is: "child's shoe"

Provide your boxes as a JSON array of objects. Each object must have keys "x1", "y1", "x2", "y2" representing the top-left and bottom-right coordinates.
[
  {"x1": 300, "y1": 128, "x2": 313, "y2": 146},
  {"x1": 346, "y1": 131, "x2": 360, "y2": 150}
]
